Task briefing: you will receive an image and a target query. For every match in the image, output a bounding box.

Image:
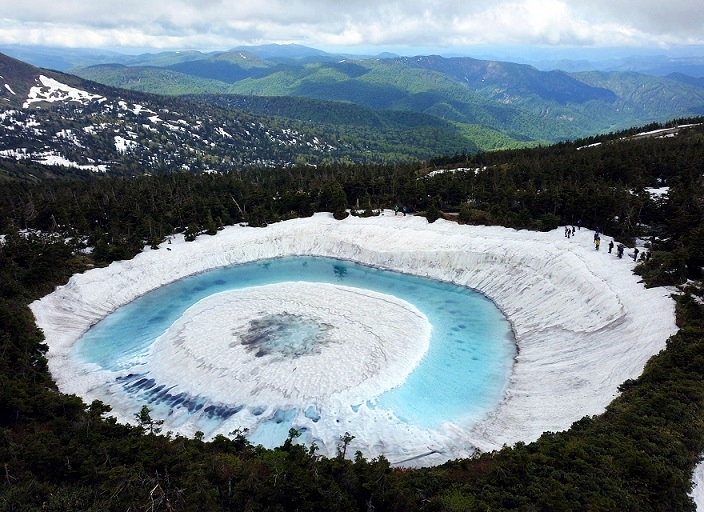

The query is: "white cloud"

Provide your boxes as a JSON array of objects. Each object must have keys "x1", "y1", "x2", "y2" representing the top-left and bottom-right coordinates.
[{"x1": 0, "y1": 0, "x2": 702, "y2": 51}]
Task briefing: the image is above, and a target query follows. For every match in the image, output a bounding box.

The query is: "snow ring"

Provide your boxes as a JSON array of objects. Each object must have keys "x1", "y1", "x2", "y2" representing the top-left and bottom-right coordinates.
[
  {"x1": 147, "y1": 282, "x2": 431, "y2": 408},
  {"x1": 30, "y1": 213, "x2": 678, "y2": 466}
]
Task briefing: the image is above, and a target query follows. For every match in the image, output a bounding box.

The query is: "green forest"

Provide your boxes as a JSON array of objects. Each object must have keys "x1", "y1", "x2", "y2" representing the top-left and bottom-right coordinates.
[
  {"x1": 2, "y1": 119, "x2": 704, "y2": 511},
  {"x1": 71, "y1": 53, "x2": 704, "y2": 149}
]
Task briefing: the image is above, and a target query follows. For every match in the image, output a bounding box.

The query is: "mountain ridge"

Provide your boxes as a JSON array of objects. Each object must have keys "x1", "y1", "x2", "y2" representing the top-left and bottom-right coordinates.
[
  {"x1": 68, "y1": 52, "x2": 704, "y2": 143},
  {"x1": 4, "y1": 49, "x2": 704, "y2": 180},
  {"x1": 4, "y1": 43, "x2": 704, "y2": 75},
  {"x1": 0, "y1": 52, "x2": 480, "y2": 176}
]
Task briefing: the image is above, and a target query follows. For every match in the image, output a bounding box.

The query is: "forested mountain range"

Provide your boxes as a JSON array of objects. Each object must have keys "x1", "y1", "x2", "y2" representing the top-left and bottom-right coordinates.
[
  {"x1": 0, "y1": 53, "x2": 478, "y2": 176},
  {"x1": 0, "y1": 43, "x2": 374, "y2": 72},
  {"x1": 2, "y1": 118, "x2": 704, "y2": 510},
  {"x1": 67, "y1": 49, "x2": 704, "y2": 146},
  {"x1": 4, "y1": 43, "x2": 704, "y2": 77},
  {"x1": 3, "y1": 48, "x2": 704, "y2": 170}
]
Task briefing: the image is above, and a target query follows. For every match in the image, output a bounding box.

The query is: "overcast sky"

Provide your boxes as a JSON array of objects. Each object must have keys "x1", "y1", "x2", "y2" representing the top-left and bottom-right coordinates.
[{"x1": 1, "y1": 0, "x2": 703, "y2": 55}]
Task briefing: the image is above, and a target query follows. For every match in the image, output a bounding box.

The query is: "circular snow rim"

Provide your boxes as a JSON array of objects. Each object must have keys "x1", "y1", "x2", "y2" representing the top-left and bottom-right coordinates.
[{"x1": 30, "y1": 213, "x2": 677, "y2": 465}]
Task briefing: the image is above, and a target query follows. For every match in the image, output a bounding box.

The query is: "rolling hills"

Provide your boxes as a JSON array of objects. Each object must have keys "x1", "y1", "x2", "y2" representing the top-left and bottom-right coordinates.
[
  {"x1": 0, "y1": 52, "x2": 479, "y2": 177},
  {"x1": 67, "y1": 49, "x2": 704, "y2": 147},
  {"x1": 3, "y1": 45, "x2": 704, "y2": 174}
]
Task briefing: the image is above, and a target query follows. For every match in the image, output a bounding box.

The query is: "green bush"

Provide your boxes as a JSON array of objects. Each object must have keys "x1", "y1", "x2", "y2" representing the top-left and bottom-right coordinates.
[
  {"x1": 538, "y1": 213, "x2": 561, "y2": 231},
  {"x1": 425, "y1": 203, "x2": 443, "y2": 223},
  {"x1": 634, "y1": 249, "x2": 689, "y2": 287}
]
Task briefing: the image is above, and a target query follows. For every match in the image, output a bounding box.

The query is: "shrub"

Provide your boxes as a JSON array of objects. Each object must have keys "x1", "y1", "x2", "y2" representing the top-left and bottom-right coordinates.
[{"x1": 538, "y1": 213, "x2": 561, "y2": 231}]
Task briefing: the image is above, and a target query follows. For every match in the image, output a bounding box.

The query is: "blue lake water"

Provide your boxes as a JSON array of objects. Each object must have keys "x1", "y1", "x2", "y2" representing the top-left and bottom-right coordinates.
[{"x1": 75, "y1": 256, "x2": 515, "y2": 441}]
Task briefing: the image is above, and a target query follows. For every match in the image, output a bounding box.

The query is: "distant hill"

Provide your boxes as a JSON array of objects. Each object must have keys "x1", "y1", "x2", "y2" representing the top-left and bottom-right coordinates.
[
  {"x1": 69, "y1": 52, "x2": 704, "y2": 145},
  {"x1": 228, "y1": 43, "x2": 337, "y2": 61},
  {"x1": 164, "y1": 51, "x2": 276, "y2": 83},
  {"x1": 0, "y1": 44, "x2": 377, "y2": 72},
  {"x1": 0, "y1": 45, "x2": 221, "y2": 71},
  {"x1": 0, "y1": 52, "x2": 483, "y2": 177},
  {"x1": 395, "y1": 55, "x2": 617, "y2": 104},
  {"x1": 223, "y1": 56, "x2": 704, "y2": 141},
  {"x1": 667, "y1": 72, "x2": 704, "y2": 90},
  {"x1": 73, "y1": 64, "x2": 232, "y2": 94},
  {"x1": 6, "y1": 43, "x2": 704, "y2": 74},
  {"x1": 0, "y1": 44, "x2": 127, "y2": 71},
  {"x1": 599, "y1": 54, "x2": 704, "y2": 77},
  {"x1": 5, "y1": 46, "x2": 704, "y2": 177},
  {"x1": 572, "y1": 70, "x2": 704, "y2": 119}
]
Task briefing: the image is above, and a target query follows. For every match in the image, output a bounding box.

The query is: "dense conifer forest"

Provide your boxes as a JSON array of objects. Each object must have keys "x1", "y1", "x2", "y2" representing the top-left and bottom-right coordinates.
[{"x1": 2, "y1": 119, "x2": 704, "y2": 510}]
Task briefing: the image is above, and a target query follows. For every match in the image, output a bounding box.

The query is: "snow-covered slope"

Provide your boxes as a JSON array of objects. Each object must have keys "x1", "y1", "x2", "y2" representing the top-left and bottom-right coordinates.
[
  {"x1": 0, "y1": 53, "x2": 341, "y2": 174},
  {"x1": 22, "y1": 74, "x2": 104, "y2": 108}
]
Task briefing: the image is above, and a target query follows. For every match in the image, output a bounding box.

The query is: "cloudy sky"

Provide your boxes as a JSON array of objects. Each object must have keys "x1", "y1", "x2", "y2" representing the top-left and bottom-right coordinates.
[{"x1": 1, "y1": 0, "x2": 703, "y2": 55}]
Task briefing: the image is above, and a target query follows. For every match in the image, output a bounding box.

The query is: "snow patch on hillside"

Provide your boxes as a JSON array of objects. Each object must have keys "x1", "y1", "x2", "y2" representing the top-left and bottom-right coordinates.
[
  {"x1": 23, "y1": 75, "x2": 104, "y2": 108},
  {"x1": 114, "y1": 135, "x2": 137, "y2": 153},
  {"x1": 645, "y1": 186, "x2": 669, "y2": 198}
]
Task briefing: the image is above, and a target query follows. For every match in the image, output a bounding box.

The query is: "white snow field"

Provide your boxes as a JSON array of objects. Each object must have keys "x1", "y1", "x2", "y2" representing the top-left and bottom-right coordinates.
[
  {"x1": 31, "y1": 212, "x2": 678, "y2": 468},
  {"x1": 149, "y1": 282, "x2": 432, "y2": 419}
]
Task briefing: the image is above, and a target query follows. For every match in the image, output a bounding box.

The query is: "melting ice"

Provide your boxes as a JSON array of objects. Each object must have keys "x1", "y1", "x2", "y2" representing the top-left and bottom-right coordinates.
[{"x1": 74, "y1": 256, "x2": 514, "y2": 458}]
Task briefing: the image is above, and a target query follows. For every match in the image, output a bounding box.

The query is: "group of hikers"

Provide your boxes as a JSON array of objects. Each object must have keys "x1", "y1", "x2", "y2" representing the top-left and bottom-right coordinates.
[
  {"x1": 393, "y1": 205, "x2": 407, "y2": 216},
  {"x1": 565, "y1": 222, "x2": 651, "y2": 262}
]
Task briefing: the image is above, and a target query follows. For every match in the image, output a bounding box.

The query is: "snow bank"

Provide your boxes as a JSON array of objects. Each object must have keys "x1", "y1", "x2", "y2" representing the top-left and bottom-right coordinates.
[
  {"x1": 30, "y1": 212, "x2": 677, "y2": 465},
  {"x1": 23, "y1": 75, "x2": 103, "y2": 108}
]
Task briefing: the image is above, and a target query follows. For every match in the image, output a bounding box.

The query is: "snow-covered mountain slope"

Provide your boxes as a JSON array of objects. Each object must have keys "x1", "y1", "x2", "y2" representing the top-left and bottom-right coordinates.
[{"x1": 0, "y1": 52, "x2": 341, "y2": 175}]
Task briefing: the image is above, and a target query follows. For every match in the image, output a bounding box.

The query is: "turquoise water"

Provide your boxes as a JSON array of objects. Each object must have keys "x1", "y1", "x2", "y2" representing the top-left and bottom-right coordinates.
[{"x1": 76, "y1": 256, "x2": 515, "y2": 433}]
